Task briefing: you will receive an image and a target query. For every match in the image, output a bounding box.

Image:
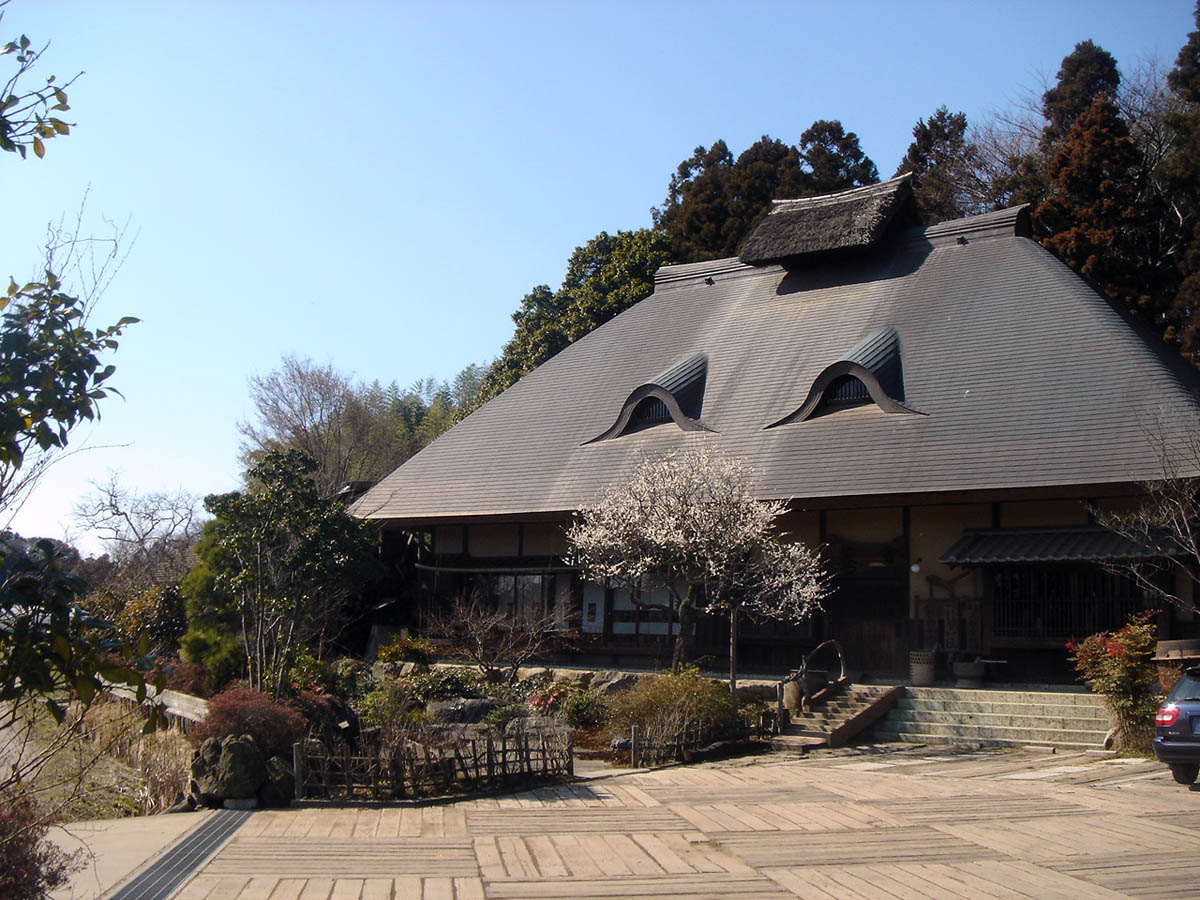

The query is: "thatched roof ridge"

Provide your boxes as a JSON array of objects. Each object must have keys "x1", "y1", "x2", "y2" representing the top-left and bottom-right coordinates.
[{"x1": 737, "y1": 174, "x2": 914, "y2": 265}]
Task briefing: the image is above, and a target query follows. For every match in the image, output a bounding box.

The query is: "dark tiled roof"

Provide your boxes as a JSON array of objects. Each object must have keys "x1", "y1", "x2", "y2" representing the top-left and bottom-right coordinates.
[
  {"x1": 352, "y1": 203, "x2": 1200, "y2": 524},
  {"x1": 940, "y1": 527, "x2": 1179, "y2": 565},
  {"x1": 737, "y1": 175, "x2": 914, "y2": 265}
]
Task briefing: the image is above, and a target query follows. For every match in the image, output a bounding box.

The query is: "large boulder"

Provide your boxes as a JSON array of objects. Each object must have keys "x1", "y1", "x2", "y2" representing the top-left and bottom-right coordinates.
[
  {"x1": 428, "y1": 697, "x2": 503, "y2": 723},
  {"x1": 191, "y1": 734, "x2": 268, "y2": 805},
  {"x1": 505, "y1": 715, "x2": 565, "y2": 737},
  {"x1": 591, "y1": 670, "x2": 642, "y2": 696}
]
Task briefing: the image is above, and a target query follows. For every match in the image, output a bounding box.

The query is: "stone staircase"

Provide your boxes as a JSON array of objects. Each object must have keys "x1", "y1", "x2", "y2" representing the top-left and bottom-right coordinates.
[
  {"x1": 870, "y1": 686, "x2": 1111, "y2": 750},
  {"x1": 774, "y1": 683, "x2": 905, "y2": 750}
]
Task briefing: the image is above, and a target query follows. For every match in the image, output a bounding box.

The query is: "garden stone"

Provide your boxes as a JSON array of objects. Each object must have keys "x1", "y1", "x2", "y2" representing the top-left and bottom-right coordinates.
[
  {"x1": 505, "y1": 715, "x2": 563, "y2": 736},
  {"x1": 428, "y1": 697, "x2": 503, "y2": 723},
  {"x1": 591, "y1": 670, "x2": 641, "y2": 696},
  {"x1": 192, "y1": 734, "x2": 268, "y2": 804},
  {"x1": 257, "y1": 755, "x2": 295, "y2": 808}
]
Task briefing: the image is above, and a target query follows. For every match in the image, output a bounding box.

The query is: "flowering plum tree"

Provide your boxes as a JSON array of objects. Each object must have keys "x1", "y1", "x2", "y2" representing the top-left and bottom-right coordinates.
[{"x1": 568, "y1": 446, "x2": 829, "y2": 697}]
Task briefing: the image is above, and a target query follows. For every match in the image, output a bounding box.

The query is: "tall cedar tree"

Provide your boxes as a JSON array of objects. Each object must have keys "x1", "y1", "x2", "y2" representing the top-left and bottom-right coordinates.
[
  {"x1": 796, "y1": 120, "x2": 878, "y2": 195},
  {"x1": 1164, "y1": 3, "x2": 1200, "y2": 356},
  {"x1": 998, "y1": 41, "x2": 1123, "y2": 210},
  {"x1": 654, "y1": 125, "x2": 877, "y2": 263},
  {"x1": 1037, "y1": 95, "x2": 1144, "y2": 316},
  {"x1": 1041, "y1": 40, "x2": 1122, "y2": 145},
  {"x1": 894, "y1": 107, "x2": 984, "y2": 224}
]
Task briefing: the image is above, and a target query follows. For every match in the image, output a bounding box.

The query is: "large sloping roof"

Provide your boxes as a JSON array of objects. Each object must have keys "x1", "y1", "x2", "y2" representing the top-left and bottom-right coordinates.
[{"x1": 353, "y1": 201, "x2": 1200, "y2": 524}]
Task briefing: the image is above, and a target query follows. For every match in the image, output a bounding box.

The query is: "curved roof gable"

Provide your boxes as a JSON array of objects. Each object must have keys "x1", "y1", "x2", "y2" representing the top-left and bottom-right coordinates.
[
  {"x1": 586, "y1": 353, "x2": 711, "y2": 443},
  {"x1": 767, "y1": 326, "x2": 923, "y2": 427}
]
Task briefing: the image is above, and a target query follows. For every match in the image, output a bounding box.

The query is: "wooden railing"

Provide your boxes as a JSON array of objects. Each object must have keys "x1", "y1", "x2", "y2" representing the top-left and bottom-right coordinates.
[
  {"x1": 775, "y1": 639, "x2": 846, "y2": 732},
  {"x1": 294, "y1": 726, "x2": 574, "y2": 802}
]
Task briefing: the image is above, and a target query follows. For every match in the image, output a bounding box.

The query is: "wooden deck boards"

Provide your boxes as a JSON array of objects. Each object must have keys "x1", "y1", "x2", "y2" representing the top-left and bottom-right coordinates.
[{"x1": 167, "y1": 746, "x2": 1200, "y2": 899}]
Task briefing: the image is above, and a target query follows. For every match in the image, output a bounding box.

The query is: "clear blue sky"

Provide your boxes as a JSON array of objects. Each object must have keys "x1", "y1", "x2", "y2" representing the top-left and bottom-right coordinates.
[{"x1": 2, "y1": 0, "x2": 1194, "y2": 552}]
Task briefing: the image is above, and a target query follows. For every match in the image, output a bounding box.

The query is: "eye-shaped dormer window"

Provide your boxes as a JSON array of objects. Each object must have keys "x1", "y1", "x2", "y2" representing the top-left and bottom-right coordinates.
[
  {"x1": 586, "y1": 353, "x2": 712, "y2": 443},
  {"x1": 766, "y1": 326, "x2": 924, "y2": 427}
]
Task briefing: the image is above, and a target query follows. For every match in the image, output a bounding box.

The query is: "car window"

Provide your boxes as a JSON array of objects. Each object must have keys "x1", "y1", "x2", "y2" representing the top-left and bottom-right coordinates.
[{"x1": 1168, "y1": 668, "x2": 1200, "y2": 701}]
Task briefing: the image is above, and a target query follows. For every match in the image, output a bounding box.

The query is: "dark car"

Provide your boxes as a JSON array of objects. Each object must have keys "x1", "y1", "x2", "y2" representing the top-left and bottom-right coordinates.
[{"x1": 1155, "y1": 665, "x2": 1200, "y2": 785}]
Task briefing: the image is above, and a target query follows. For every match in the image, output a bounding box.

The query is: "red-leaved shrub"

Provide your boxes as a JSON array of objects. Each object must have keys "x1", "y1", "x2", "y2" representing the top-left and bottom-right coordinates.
[
  {"x1": 0, "y1": 790, "x2": 80, "y2": 900},
  {"x1": 191, "y1": 687, "x2": 305, "y2": 758}
]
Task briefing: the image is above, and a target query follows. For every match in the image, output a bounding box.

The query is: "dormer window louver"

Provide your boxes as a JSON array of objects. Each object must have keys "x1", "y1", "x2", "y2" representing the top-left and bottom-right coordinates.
[
  {"x1": 766, "y1": 326, "x2": 924, "y2": 427},
  {"x1": 586, "y1": 353, "x2": 712, "y2": 443}
]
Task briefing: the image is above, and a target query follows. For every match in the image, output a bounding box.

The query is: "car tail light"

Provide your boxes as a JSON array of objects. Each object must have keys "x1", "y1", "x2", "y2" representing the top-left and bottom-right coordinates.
[{"x1": 1157, "y1": 705, "x2": 1180, "y2": 726}]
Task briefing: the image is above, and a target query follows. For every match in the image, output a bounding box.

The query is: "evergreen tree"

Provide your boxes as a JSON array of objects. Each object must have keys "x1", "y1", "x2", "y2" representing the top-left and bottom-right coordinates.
[
  {"x1": 475, "y1": 229, "x2": 671, "y2": 404},
  {"x1": 1163, "y1": 2, "x2": 1200, "y2": 356},
  {"x1": 894, "y1": 106, "x2": 984, "y2": 223},
  {"x1": 1042, "y1": 40, "x2": 1122, "y2": 145},
  {"x1": 796, "y1": 120, "x2": 878, "y2": 194},
  {"x1": 1037, "y1": 96, "x2": 1144, "y2": 314}
]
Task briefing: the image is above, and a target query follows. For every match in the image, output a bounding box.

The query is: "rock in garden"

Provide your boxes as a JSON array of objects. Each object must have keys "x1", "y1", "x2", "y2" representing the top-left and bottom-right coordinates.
[
  {"x1": 428, "y1": 697, "x2": 503, "y2": 723},
  {"x1": 257, "y1": 755, "x2": 296, "y2": 808},
  {"x1": 192, "y1": 734, "x2": 268, "y2": 803}
]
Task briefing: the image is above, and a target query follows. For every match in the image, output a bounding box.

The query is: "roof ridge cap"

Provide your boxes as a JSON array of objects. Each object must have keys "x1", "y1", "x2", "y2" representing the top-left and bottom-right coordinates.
[
  {"x1": 653, "y1": 257, "x2": 760, "y2": 285},
  {"x1": 768, "y1": 173, "x2": 913, "y2": 211}
]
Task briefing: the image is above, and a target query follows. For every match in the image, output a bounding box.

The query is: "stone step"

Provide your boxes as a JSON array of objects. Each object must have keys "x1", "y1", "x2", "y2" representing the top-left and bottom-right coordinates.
[
  {"x1": 902, "y1": 687, "x2": 1101, "y2": 706},
  {"x1": 871, "y1": 719, "x2": 1107, "y2": 746},
  {"x1": 896, "y1": 698, "x2": 1109, "y2": 720},
  {"x1": 870, "y1": 729, "x2": 1101, "y2": 751},
  {"x1": 887, "y1": 708, "x2": 1109, "y2": 731}
]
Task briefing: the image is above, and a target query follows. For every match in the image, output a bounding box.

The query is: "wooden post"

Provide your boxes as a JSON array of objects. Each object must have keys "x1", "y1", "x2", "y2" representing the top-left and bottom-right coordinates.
[
  {"x1": 567, "y1": 731, "x2": 574, "y2": 777},
  {"x1": 631, "y1": 724, "x2": 639, "y2": 768},
  {"x1": 486, "y1": 734, "x2": 495, "y2": 784},
  {"x1": 292, "y1": 742, "x2": 304, "y2": 801}
]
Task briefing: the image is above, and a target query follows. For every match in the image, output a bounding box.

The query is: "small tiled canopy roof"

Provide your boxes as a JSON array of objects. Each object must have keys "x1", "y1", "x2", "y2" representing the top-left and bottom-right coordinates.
[{"x1": 940, "y1": 527, "x2": 1181, "y2": 566}]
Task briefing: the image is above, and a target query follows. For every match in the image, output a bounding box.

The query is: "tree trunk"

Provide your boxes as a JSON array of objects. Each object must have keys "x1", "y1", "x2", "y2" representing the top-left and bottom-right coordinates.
[
  {"x1": 673, "y1": 585, "x2": 697, "y2": 670},
  {"x1": 729, "y1": 603, "x2": 739, "y2": 703}
]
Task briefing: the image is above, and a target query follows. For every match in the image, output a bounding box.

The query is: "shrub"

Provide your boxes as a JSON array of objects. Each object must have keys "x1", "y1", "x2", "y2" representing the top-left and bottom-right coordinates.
[
  {"x1": 486, "y1": 702, "x2": 531, "y2": 730},
  {"x1": 359, "y1": 677, "x2": 419, "y2": 728},
  {"x1": 560, "y1": 689, "x2": 608, "y2": 729},
  {"x1": 403, "y1": 667, "x2": 481, "y2": 705},
  {"x1": 0, "y1": 789, "x2": 80, "y2": 900},
  {"x1": 179, "y1": 627, "x2": 244, "y2": 694},
  {"x1": 1068, "y1": 612, "x2": 1160, "y2": 753},
  {"x1": 605, "y1": 667, "x2": 740, "y2": 763},
  {"x1": 191, "y1": 687, "x2": 306, "y2": 758},
  {"x1": 377, "y1": 634, "x2": 438, "y2": 665}
]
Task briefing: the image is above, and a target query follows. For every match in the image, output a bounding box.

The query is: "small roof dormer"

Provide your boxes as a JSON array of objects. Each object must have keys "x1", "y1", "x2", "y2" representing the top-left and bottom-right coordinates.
[
  {"x1": 766, "y1": 326, "x2": 924, "y2": 427},
  {"x1": 738, "y1": 174, "x2": 917, "y2": 266},
  {"x1": 586, "y1": 353, "x2": 712, "y2": 444}
]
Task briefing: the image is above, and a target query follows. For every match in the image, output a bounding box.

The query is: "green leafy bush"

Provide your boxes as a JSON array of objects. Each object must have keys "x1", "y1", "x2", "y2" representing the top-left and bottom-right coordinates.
[
  {"x1": 359, "y1": 677, "x2": 418, "y2": 728},
  {"x1": 559, "y1": 689, "x2": 608, "y2": 729},
  {"x1": 191, "y1": 686, "x2": 306, "y2": 758},
  {"x1": 377, "y1": 635, "x2": 438, "y2": 665},
  {"x1": 402, "y1": 667, "x2": 481, "y2": 705},
  {"x1": 486, "y1": 702, "x2": 531, "y2": 730},
  {"x1": 1068, "y1": 612, "x2": 1160, "y2": 752},
  {"x1": 605, "y1": 667, "x2": 740, "y2": 762}
]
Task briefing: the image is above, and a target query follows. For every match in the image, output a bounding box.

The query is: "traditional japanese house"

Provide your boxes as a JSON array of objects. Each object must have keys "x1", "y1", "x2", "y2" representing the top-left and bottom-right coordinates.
[{"x1": 353, "y1": 175, "x2": 1200, "y2": 680}]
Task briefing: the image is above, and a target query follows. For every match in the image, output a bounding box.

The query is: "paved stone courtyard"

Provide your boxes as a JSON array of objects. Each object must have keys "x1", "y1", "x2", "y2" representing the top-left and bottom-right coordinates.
[{"x1": 136, "y1": 745, "x2": 1199, "y2": 899}]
